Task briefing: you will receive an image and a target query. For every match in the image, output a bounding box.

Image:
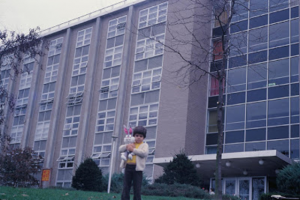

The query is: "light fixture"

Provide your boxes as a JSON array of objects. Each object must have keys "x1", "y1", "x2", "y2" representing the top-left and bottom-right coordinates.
[
  {"x1": 195, "y1": 163, "x2": 201, "y2": 168},
  {"x1": 243, "y1": 170, "x2": 248, "y2": 175},
  {"x1": 259, "y1": 159, "x2": 264, "y2": 165},
  {"x1": 226, "y1": 161, "x2": 231, "y2": 167}
]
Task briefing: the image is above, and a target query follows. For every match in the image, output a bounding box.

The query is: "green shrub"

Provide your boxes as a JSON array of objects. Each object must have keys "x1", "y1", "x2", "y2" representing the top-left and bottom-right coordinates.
[
  {"x1": 141, "y1": 182, "x2": 211, "y2": 199},
  {"x1": 71, "y1": 158, "x2": 102, "y2": 192},
  {"x1": 276, "y1": 163, "x2": 300, "y2": 195},
  {"x1": 155, "y1": 152, "x2": 202, "y2": 186}
]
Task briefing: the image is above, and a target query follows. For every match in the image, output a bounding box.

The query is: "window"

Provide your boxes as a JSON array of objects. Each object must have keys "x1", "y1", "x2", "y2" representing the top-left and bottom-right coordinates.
[
  {"x1": 268, "y1": 98, "x2": 289, "y2": 126},
  {"x1": 100, "y1": 77, "x2": 119, "y2": 99},
  {"x1": 291, "y1": 19, "x2": 299, "y2": 43},
  {"x1": 291, "y1": 97, "x2": 299, "y2": 123},
  {"x1": 246, "y1": 128, "x2": 266, "y2": 142},
  {"x1": 16, "y1": 88, "x2": 30, "y2": 106},
  {"x1": 290, "y1": 57, "x2": 298, "y2": 82},
  {"x1": 208, "y1": 110, "x2": 218, "y2": 133},
  {"x1": 246, "y1": 102, "x2": 266, "y2": 128},
  {"x1": 245, "y1": 142, "x2": 266, "y2": 151},
  {"x1": 130, "y1": 90, "x2": 159, "y2": 106},
  {"x1": 138, "y1": 2, "x2": 168, "y2": 28},
  {"x1": 10, "y1": 125, "x2": 24, "y2": 144},
  {"x1": 76, "y1": 27, "x2": 93, "y2": 47},
  {"x1": 48, "y1": 37, "x2": 63, "y2": 57},
  {"x1": 210, "y1": 75, "x2": 224, "y2": 96},
  {"x1": 250, "y1": 15, "x2": 268, "y2": 29},
  {"x1": 35, "y1": 121, "x2": 50, "y2": 140},
  {"x1": 226, "y1": 104, "x2": 245, "y2": 130},
  {"x1": 250, "y1": 0, "x2": 268, "y2": 17},
  {"x1": 132, "y1": 68, "x2": 161, "y2": 93},
  {"x1": 247, "y1": 63, "x2": 267, "y2": 90},
  {"x1": 70, "y1": 74, "x2": 85, "y2": 94},
  {"x1": 249, "y1": 27, "x2": 268, "y2": 52},
  {"x1": 102, "y1": 66, "x2": 120, "y2": 79},
  {"x1": 206, "y1": 133, "x2": 218, "y2": 145},
  {"x1": 129, "y1": 103, "x2": 159, "y2": 127},
  {"x1": 269, "y1": 0, "x2": 289, "y2": 12},
  {"x1": 41, "y1": 82, "x2": 56, "y2": 101},
  {"x1": 267, "y1": 139, "x2": 289, "y2": 156},
  {"x1": 227, "y1": 92, "x2": 245, "y2": 105},
  {"x1": 135, "y1": 34, "x2": 165, "y2": 60},
  {"x1": 268, "y1": 58, "x2": 289, "y2": 85},
  {"x1": 134, "y1": 55, "x2": 163, "y2": 72},
  {"x1": 270, "y1": 9, "x2": 289, "y2": 24},
  {"x1": 232, "y1": 0, "x2": 248, "y2": 22},
  {"x1": 224, "y1": 144, "x2": 244, "y2": 153},
  {"x1": 225, "y1": 130, "x2": 244, "y2": 143},
  {"x1": 268, "y1": 126, "x2": 289, "y2": 140},
  {"x1": 248, "y1": 51, "x2": 267, "y2": 64},
  {"x1": 104, "y1": 46, "x2": 123, "y2": 68},
  {"x1": 213, "y1": 40, "x2": 223, "y2": 60},
  {"x1": 269, "y1": 46, "x2": 289, "y2": 60},
  {"x1": 99, "y1": 98, "x2": 117, "y2": 111},
  {"x1": 230, "y1": 20, "x2": 248, "y2": 33},
  {"x1": 269, "y1": 21, "x2": 289, "y2": 48},
  {"x1": 63, "y1": 105, "x2": 81, "y2": 136},
  {"x1": 229, "y1": 55, "x2": 247, "y2": 68},
  {"x1": 291, "y1": 139, "x2": 299, "y2": 159},
  {"x1": 230, "y1": 32, "x2": 247, "y2": 56},
  {"x1": 268, "y1": 85, "x2": 289, "y2": 99},
  {"x1": 108, "y1": 16, "x2": 127, "y2": 38},
  {"x1": 227, "y1": 67, "x2": 246, "y2": 93},
  {"x1": 96, "y1": 110, "x2": 115, "y2": 132},
  {"x1": 291, "y1": 125, "x2": 299, "y2": 137}
]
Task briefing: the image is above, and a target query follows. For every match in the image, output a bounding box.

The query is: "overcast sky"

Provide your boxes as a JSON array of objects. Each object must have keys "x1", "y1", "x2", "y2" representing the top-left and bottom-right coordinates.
[{"x1": 0, "y1": 0, "x2": 132, "y2": 34}]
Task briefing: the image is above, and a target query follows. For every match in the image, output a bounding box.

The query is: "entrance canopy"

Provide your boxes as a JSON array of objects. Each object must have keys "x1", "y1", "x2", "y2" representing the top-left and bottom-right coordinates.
[{"x1": 153, "y1": 150, "x2": 293, "y2": 180}]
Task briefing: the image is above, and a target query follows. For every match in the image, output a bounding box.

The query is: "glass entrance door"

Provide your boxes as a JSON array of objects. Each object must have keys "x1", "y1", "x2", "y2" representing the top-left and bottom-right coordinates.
[
  {"x1": 239, "y1": 178, "x2": 250, "y2": 200},
  {"x1": 225, "y1": 179, "x2": 236, "y2": 196}
]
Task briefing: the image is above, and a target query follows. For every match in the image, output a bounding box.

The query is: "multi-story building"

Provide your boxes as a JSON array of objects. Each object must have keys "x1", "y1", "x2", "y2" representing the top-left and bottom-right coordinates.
[{"x1": 1, "y1": 0, "x2": 299, "y2": 199}]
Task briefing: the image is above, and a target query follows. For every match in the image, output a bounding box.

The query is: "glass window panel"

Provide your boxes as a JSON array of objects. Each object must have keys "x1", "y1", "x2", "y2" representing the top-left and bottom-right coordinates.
[
  {"x1": 246, "y1": 128, "x2": 266, "y2": 142},
  {"x1": 291, "y1": 97, "x2": 299, "y2": 123},
  {"x1": 229, "y1": 55, "x2": 247, "y2": 68},
  {"x1": 268, "y1": 85, "x2": 289, "y2": 99},
  {"x1": 268, "y1": 58, "x2": 289, "y2": 85},
  {"x1": 247, "y1": 63, "x2": 267, "y2": 90},
  {"x1": 291, "y1": 124, "x2": 299, "y2": 138},
  {"x1": 224, "y1": 143, "x2": 244, "y2": 153},
  {"x1": 291, "y1": 83, "x2": 299, "y2": 96},
  {"x1": 268, "y1": 126, "x2": 289, "y2": 140},
  {"x1": 227, "y1": 67, "x2": 246, "y2": 93},
  {"x1": 267, "y1": 139, "x2": 289, "y2": 156},
  {"x1": 250, "y1": 0, "x2": 268, "y2": 17},
  {"x1": 269, "y1": 21, "x2": 289, "y2": 48},
  {"x1": 226, "y1": 104, "x2": 245, "y2": 130},
  {"x1": 231, "y1": 20, "x2": 248, "y2": 33},
  {"x1": 248, "y1": 51, "x2": 267, "y2": 64},
  {"x1": 135, "y1": 59, "x2": 147, "y2": 72},
  {"x1": 291, "y1": 6, "x2": 299, "y2": 18},
  {"x1": 206, "y1": 133, "x2": 218, "y2": 145},
  {"x1": 252, "y1": 177, "x2": 265, "y2": 200},
  {"x1": 227, "y1": 92, "x2": 245, "y2": 105},
  {"x1": 268, "y1": 98, "x2": 289, "y2": 126},
  {"x1": 149, "y1": 56, "x2": 163, "y2": 69},
  {"x1": 270, "y1": 9, "x2": 289, "y2": 24},
  {"x1": 269, "y1": 46, "x2": 289, "y2": 61},
  {"x1": 250, "y1": 15, "x2": 268, "y2": 29},
  {"x1": 291, "y1": 19, "x2": 299, "y2": 43},
  {"x1": 291, "y1": 139, "x2": 299, "y2": 159},
  {"x1": 232, "y1": 0, "x2": 249, "y2": 22},
  {"x1": 230, "y1": 32, "x2": 247, "y2": 56},
  {"x1": 246, "y1": 102, "x2": 266, "y2": 128},
  {"x1": 269, "y1": 0, "x2": 289, "y2": 12},
  {"x1": 291, "y1": 44, "x2": 299, "y2": 56},
  {"x1": 245, "y1": 142, "x2": 266, "y2": 151},
  {"x1": 145, "y1": 90, "x2": 159, "y2": 103},
  {"x1": 249, "y1": 27, "x2": 268, "y2": 52},
  {"x1": 225, "y1": 130, "x2": 244, "y2": 144},
  {"x1": 291, "y1": 57, "x2": 299, "y2": 82},
  {"x1": 206, "y1": 146, "x2": 217, "y2": 154},
  {"x1": 208, "y1": 110, "x2": 218, "y2": 132}
]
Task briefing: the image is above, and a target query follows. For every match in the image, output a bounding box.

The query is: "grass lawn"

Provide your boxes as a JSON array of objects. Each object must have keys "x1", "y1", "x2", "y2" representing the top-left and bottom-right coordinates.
[{"x1": 0, "y1": 186, "x2": 200, "y2": 200}]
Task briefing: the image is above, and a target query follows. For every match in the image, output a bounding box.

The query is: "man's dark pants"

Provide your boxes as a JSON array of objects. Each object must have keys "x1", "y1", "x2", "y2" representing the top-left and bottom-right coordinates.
[{"x1": 121, "y1": 164, "x2": 143, "y2": 200}]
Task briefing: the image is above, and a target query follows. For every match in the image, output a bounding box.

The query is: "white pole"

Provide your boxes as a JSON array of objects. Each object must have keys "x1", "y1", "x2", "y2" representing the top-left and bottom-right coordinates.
[{"x1": 107, "y1": 135, "x2": 118, "y2": 193}]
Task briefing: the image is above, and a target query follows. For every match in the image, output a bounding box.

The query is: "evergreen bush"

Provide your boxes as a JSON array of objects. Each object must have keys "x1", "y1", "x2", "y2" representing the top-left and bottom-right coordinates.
[
  {"x1": 155, "y1": 152, "x2": 202, "y2": 186},
  {"x1": 72, "y1": 158, "x2": 102, "y2": 192},
  {"x1": 276, "y1": 163, "x2": 300, "y2": 195}
]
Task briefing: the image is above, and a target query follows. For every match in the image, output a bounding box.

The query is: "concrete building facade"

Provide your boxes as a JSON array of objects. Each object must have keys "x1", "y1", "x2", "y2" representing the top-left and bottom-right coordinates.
[{"x1": 1, "y1": 0, "x2": 299, "y2": 199}]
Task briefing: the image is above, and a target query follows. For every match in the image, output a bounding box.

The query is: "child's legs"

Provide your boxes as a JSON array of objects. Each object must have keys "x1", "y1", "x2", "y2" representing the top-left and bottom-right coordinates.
[
  {"x1": 133, "y1": 171, "x2": 143, "y2": 200},
  {"x1": 121, "y1": 165, "x2": 135, "y2": 200}
]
